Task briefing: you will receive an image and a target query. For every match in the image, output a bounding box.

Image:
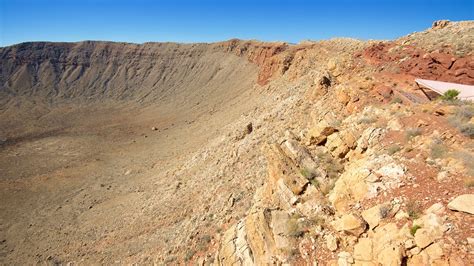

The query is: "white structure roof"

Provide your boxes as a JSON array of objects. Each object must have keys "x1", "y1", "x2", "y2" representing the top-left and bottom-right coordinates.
[{"x1": 415, "y1": 78, "x2": 474, "y2": 101}]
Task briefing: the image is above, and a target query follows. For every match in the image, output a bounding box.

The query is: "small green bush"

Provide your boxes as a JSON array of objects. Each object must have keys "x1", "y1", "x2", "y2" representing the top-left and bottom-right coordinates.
[
  {"x1": 410, "y1": 225, "x2": 422, "y2": 236},
  {"x1": 440, "y1": 89, "x2": 460, "y2": 101}
]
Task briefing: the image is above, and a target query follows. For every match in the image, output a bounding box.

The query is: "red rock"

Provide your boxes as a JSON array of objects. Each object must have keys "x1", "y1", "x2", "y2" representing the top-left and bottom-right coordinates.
[{"x1": 375, "y1": 85, "x2": 393, "y2": 98}]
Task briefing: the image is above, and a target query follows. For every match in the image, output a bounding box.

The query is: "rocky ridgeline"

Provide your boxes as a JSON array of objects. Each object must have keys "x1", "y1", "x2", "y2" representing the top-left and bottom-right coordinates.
[{"x1": 194, "y1": 21, "x2": 474, "y2": 265}]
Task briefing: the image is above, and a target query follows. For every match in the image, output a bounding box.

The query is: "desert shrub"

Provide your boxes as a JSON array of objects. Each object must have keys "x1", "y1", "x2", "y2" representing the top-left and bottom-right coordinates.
[
  {"x1": 387, "y1": 144, "x2": 401, "y2": 155},
  {"x1": 379, "y1": 204, "x2": 391, "y2": 218},
  {"x1": 405, "y1": 128, "x2": 422, "y2": 141},
  {"x1": 440, "y1": 89, "x2": 460, "y2": 101},
  {"x1": 197, "y1": 234, "x2": 212, "y2": 250},
  {"x1": 459, "y1": 124, "x2": 474, "y2": 138},
  {"x1": 390, "y1": 97, "x2": 403, "y2": 104},
  {"x1": 287, "y1": 214, "x2": 305, "y2": 238},
  {"x1": 464, "y1": 178, "x2": 474, "y2": 188},
  {"x1": 310, "y1": 178, "x2": 320, "y2": 188},
  {"x1": 358, "y1": 116, "x2": 378, "y2": 124},
  {"x1": 453, "y1": 151, "x2": 474, "y2": 177},
  {"x1": 316, "y1": 151, "x2": 344, "y2": 180},
  {"x1": 430, "y1": 140, "x2": 447, "y2": 159},
  {"x1": 407, "y1": 201, "x2": 421, "y2": 220},
  {"x1": 300, "y1": 168, "x2": 315, "y2": 180},
  {"x1": 164, "y1": 256, "x2": 177, "y2": 264},
  {"x1": 448, "y1": 104, "x2": 474, "y2": 138},
  {"x1": 184, "y1": 250, "x2": 196, "y2": 262},
  {"x1": 410, "y1": 225, "x2": 422, "y2": 236}
]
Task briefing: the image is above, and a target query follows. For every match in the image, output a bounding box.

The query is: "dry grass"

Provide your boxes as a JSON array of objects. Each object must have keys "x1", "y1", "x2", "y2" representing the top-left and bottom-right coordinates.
[
  {"x1": 379, "y1": 204, "x2": 391, "y2": 218},
  {"x1": 430, "y1": 139, "x2": 447, "y2": 159},
  {"x1": 453, "y1": 151, "x2": 474, "y2": 179},
  {"x1": 387, "y1": 144, "x2": 401, "y2": 155},
  {"x1": 405, "y1": 128, "x2": 422, "y2": 141},
  {"x1": 407, "y1": 200, "x2": 421, "y2": 220},
  {"x1": 448, "y1": 103, "x2": 474, "y2": 138},
  {"x1": 358, "y1": 116, "x2": 378, "y2": 124},
  {"x1": 287, "y1": 214, "x2": 305, "y2": 238}
]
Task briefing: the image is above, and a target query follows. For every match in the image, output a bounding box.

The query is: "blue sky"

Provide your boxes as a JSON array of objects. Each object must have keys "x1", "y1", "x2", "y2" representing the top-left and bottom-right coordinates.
[{"x1": 1, "y1": 0, "x2": 473, "y2": 46}]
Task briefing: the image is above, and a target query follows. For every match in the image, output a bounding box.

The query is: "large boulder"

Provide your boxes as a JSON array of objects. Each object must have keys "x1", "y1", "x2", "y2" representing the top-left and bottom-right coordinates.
[
  {"x1": 306, "y1": 120, "x2": 337, "y2": 146},
  {"x1": 331, "y1": 213, "x2": 367, "y2": 236}
]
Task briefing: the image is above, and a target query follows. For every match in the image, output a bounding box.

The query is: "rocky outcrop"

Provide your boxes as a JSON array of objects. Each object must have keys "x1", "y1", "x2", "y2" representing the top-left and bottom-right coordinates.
[{"x1": 447, "y1": 194, "x2": 474, "y2": 214}]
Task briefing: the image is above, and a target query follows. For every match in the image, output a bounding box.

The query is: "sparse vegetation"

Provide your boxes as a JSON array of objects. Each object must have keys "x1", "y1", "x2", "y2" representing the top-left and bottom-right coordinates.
[
  {"x1": 379, "y1": 204, "x2": 391, "y2": 218},
  {"x1": 405, "y1": 128, "x2": 422, "y2": 141},
  {"x1": 464, "y1": 178, "x2": 474, "y2": 188},
  {"x1": 197, "y1": 234, "x2": 212, "y2": 251},
  {"x1": 358, "y1": 116, "x2": 378, "y2": 124},
  {"x1": 316, "y1": 151, "x2": 344, "y2": 180},
  {"x1": 448, "y1": 103, "x2": 474, "y2": 138},
  {"x1": 390, "y1": 97, "x2": 403, "y2": 104},
  {"x1": 407, "y1": 201, "x2": 421, "y2": 220},
  {"x1": 300, "y1": 168, "x2": 314, "y2": 179},
  {"x1": 287, "y1": 214, "x2": 305, "y2": 238},
  {"x1": 453, "y1": 151, "x2": 474, "y2": 178},
  {"x1": 164, "y1": 256, "x2": 177, "y2": 264},
  {"x1": 310, "y1": 178, "x2": 320, "y2": 188},
  {"x1": 184, "y1": 250, "x2": 196, "y2": 262},
  {"x1": 320, "y1": 180, "x2": 336, "y2": 196},
  {"x1": 410, "y1": 224, "x2": 422, "y2": 236},
  {"x1": 429, "y1": 139, "x2": 447, "y2": 159},
  {"x1": 459, "y1": 124, "x2": 474, "y2": 138},
  {"x1": 440, "y1": 89, "x2": 460, "y2": 101},
  {"x1": 387, "y1": 144, "x2": 401, "y2": 155}
]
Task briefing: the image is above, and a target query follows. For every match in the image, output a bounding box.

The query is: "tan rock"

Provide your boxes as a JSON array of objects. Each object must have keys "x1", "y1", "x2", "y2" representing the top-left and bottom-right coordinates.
[
  {"x1": 377, "y1": 244, "x2": 403, "y2": 266},
  {"x1": 353, "y1": 238, "x2": 373, "y2": 261},
  {"x1": 395, "y1": 210, "x2": 409, "y2": 220},
  {"x1": 325, "y1": 234, "x2": 338, "y2": 251},
  {"x1": 424, "y1": 242, "x2": 443, "y2": 261},
  {"x1": 409, "y1": 253, "x2": 427, "y2": 265},
  {"x1": 307, "y1": 121, "x2": 337, "y2": 145},
  {"x1": 426, "y1": 202, "x2": 445, "y2": 215},
  {"x1": 326, "y1": 133, "x2": 349, "y2": 158},
  {"x1": 336, "y1": 90, "x2": 351, "y2": 105},
  {"x1": 217, "y1": 220, "x2": 254, "y2": 265},
  {"x1": 270, "y1": 211, "x2": 291, "y2": 249},
  {"x1": 447, "y1": 194, "x2": 474, "y2": 215},
  {"x1": 387, "y1": 119, "x2": 403, "y2": 131},
  {"x1": 414, "y1": 228, "x2": 434, "y2": 249},
  {"x1": 353, "y1": 261, "x2": 377, "y2": 266},
  {"x1": 362, "y1": 204, "x2": 385, "y2": 230},
  {"x1": 404, "y1": 239, "x2": 416, "y2": 249},
  {"x1": 338, "y1": 251, "x2": 354, "y2": 266},
  {"x1": 409, "y1": 246, "x2": 421, "y2": 256},
  {"x1": 332, "y1": 214, "x2": 367, "y2": 236}
]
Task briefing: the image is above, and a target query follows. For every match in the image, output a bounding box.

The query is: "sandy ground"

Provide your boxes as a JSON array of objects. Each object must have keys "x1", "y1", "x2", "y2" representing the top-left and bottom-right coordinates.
[{"x1": 0, "y1": 82, "x2": 263, "y2": 263}]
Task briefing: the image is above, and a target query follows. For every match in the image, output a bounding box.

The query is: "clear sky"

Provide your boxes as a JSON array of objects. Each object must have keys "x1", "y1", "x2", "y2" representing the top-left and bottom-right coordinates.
[{"x1": 1, "y1": 0, "x2": 473, "y2": 47}]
